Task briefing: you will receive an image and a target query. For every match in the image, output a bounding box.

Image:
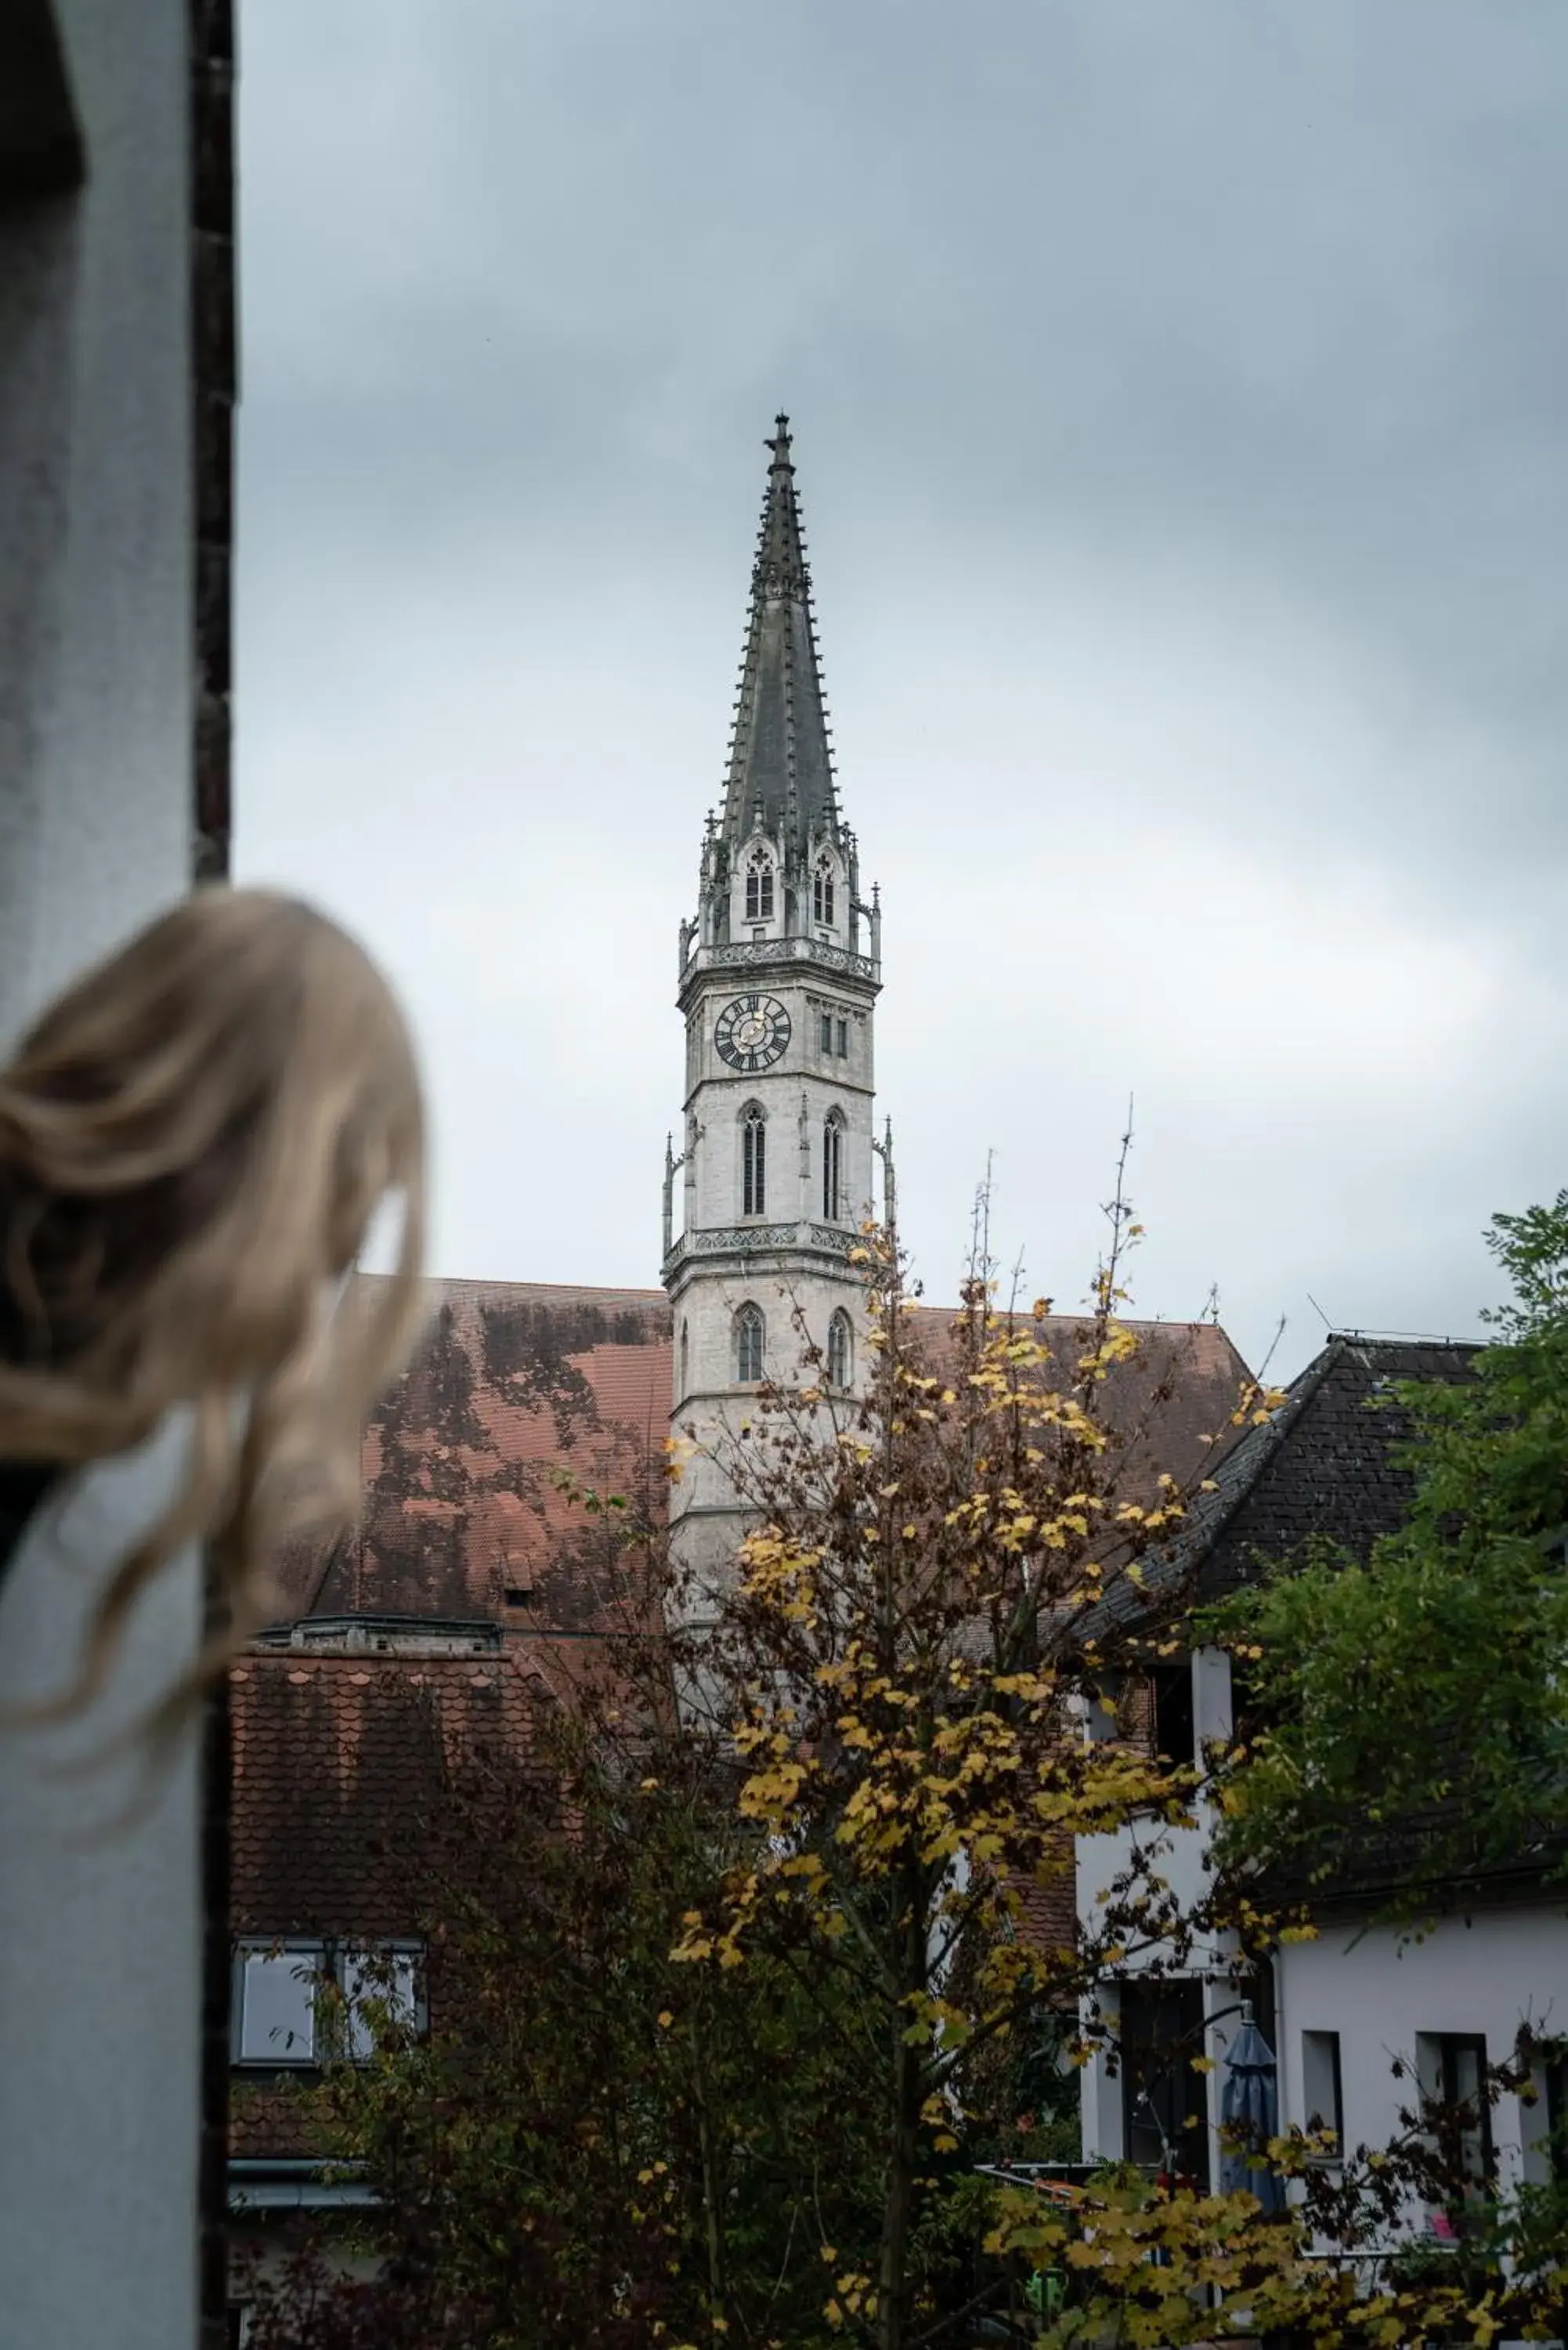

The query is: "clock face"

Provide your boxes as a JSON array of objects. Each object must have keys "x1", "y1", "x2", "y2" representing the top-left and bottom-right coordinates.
[{"x1": 714, "y1": 992, "x2": 791, "y2": 1073}]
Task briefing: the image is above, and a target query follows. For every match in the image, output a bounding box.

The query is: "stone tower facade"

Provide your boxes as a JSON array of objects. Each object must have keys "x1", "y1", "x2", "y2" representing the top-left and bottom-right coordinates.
[{"x1": 663, "y1": 417, "x2": 883, "y2": 1602}]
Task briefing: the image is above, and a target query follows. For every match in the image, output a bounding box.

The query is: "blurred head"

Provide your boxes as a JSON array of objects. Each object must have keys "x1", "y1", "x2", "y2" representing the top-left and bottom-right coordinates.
[{"x1": 0, "y1": 886, "x2": 428, "y2": 1734}]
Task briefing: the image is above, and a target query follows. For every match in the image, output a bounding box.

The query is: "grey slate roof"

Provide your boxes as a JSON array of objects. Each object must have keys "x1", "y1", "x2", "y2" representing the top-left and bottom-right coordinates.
[
  {"x1": 1187, "y1": 1332, "x2": 1476, "y2": 1601},
  {"x1": 1102, "y1": 1332, "x2": 1564, "y2": 1919},
  {"x1": 717, "y1": 416, "x2": 840, "y2": 855},
  {"x1": 1087, "y1": 1333, "x2": 1476, "y2": 1638}
]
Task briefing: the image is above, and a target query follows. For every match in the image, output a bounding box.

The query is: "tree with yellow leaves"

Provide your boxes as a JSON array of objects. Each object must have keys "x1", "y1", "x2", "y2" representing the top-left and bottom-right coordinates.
[{"x1": 665, "y1": 1178, "x2": 1284, "y2": 2348}]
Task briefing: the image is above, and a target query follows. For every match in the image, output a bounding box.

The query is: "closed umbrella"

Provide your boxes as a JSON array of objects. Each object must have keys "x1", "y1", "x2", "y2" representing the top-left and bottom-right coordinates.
[{"x1": 1218, "y1": 2016, "x2": 1285, "y2": 2212}]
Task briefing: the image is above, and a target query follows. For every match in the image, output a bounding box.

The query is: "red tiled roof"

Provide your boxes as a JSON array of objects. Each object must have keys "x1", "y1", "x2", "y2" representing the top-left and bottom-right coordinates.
[
  {"x1": 229, "y1": 1646, "x2": 568, "y2": 1939},
  {"x1": 273, "y1": 1278, "x2": 674, "y2": 1625},
  {"x1": 230, "y1": 1643, "x2": 580, "y2": 2157},
  {"x1": 270, "y1": 1283, "x2": 1251, "y2": 1632},
  {"x1": 906, "y1": 1308, "x2": 1250, "y2": 1505},
  {"x1": 1008, "y1": 1864, "x2": 1078, "y2": 1963}
]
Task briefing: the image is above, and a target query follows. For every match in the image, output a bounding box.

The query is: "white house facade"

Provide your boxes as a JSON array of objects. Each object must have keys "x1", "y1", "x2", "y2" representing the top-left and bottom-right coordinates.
[{"x1": 1074, "y1": 1335, "x2": 1568, "y2": 2224}]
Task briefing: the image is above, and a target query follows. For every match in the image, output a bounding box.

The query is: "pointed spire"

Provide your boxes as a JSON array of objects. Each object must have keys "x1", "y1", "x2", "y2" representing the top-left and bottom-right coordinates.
[{"x1": 719, "y1": 414, "x2": 841, "y2": 859}]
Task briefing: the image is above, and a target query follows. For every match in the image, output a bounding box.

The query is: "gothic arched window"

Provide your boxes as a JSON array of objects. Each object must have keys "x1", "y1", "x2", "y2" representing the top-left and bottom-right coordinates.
[
  {"x1": 812, "y1": 856, "x2": 836, "y2": 926},
  {"x1": 735, "y1": 1303, "x2": 765, "y2": 1385},
  {"x1": 745, "y1": 851, "x2": 775, "y2": 922},
  {"x1": 822, "y1": 1111, "x2": 844, "y2": 1222},
  {"x1": 680, "y1": 1318, "x2": 689, "y2": 1397},
  {"x1": 827, "y1": 1310, "x2": 852, "y2": 1391},
  {"x1": 742, "y1": 1104, "x2": 767, "y2": 1217}
]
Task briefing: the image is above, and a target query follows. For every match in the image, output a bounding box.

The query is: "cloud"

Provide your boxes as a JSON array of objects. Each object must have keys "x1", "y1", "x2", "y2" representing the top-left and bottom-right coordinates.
[{"x1": 237, "y1": 0, "x2": 1568, "y2": 1378}]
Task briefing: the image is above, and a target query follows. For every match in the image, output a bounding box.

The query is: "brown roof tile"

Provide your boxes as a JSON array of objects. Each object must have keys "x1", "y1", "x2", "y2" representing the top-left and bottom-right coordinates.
[
  {"x1": 270, "y1": 1284, "x2": 1252, "y2": 1632},
  {"x1": 271, "y1": 1278, "x2": 673, "y2": 1625},
  {"x1": 230, "y1": 1647, "x2": 555, "y2": 1938},
  {"x1": 909, "y1": 1308, "x2": 1250, "y2": 1503},
  {"x1": 229, "y1": 1642, "x2": 599, "y2": 2157}
]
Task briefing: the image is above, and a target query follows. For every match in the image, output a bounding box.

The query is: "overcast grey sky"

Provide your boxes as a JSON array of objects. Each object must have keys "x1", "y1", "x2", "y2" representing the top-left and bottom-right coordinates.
[{"x1": 237, "y1": 0, "x2": 1568, "y2": 1379}]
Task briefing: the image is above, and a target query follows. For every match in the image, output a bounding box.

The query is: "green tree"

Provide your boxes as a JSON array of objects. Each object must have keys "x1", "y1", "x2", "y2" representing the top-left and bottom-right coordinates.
[
  {"x1": 239, "y1": 1683, "x2": 887, "y2": 2349},
  {"x1": 1207, "y1": 1192, "x2": 1568, "y2": 1907}
]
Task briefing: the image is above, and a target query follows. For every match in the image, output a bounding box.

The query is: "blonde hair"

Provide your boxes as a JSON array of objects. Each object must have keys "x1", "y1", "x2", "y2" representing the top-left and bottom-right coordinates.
[{"x1": 0, "y1": 887, "x2": 427, "y2": 1739}]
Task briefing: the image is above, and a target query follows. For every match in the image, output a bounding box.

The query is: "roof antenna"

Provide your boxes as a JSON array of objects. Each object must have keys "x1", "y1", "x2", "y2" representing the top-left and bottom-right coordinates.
[
  {"x1": 1254, "y1": 1314, "x2": 1288, "y2": 1384},
  {"x1": 1306, "y1": 1293, "x2": 1333, "y2": 1333}
]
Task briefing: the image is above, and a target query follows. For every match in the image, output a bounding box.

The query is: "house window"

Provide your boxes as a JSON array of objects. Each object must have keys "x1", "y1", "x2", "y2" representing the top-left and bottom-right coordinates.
[
  {"x1": 745, "y1": 852, "x2": 775, "y2": 921},
  {"x1": 1418, "y1": 2032, "x2": 1494, "y2": 2196},
  {"x1": 339, "y1": 1945, "x2": 422, "y2": 2062},
  {"x1": 819, "y1": 1011, "x2": 833, "y2": 1054},
  {"x1": 822, "y1": 1113, "x2": 844, "y2": 1221},
  {"x1": 1150, "y1": 1661, "x2": 1195, "y2": 1767},
  {"x1": 836, "y1": 1018, "x2": 848, "y2": 1058},
  {"x1": 1302, "y1": 2030, "x2": 1343, "y2": 2157},
  {"x1": 827, "y1": 1311, "x2": 851, "y2": 1390},
  {"x1": 1548, "y1": 2051, "x2": 1568, "y2": 2182},
  {"x1": 813, "y1": 858, "x2": 835, "y2": 925},
  {"x1": 735, "y1": 1303, "x2": 764, "y2": 1384},
  {"x1": 742, "y1": 1105, "x2": 766, "y2": 1217},
  {"x1": 1082, "y1": 1672, "x2": 1124, "y2": 1743},
  {"x1": 233, "y1": 1942, "x2": 324, "y2": 2066},
  {"x1": 1520, "y1": 2046, "x2": 1568, "y2": 2187},
  {"x1": 233, "y1": 1940, "x2": 423, "y2": 2067},
  {"x1": 1118, "y1": 1978, "x2": 1211, "y2": 2190}
]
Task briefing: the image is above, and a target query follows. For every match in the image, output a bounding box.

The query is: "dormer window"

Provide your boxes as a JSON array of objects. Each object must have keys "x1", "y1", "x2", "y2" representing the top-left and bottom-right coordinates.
[
  {"x1": 812, "y1": 857, "x2": 835, "y2": 926},
  {"x1": 232, "y1": 1939, "x2": 423, "y2": 2066},
  {"x1": 745, "y1": 852, "x2": 775, "y2": 922}
]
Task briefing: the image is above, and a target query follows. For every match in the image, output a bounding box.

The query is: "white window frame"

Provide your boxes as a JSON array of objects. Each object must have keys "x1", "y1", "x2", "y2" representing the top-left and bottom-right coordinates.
[
  {"x1": 232, "y1": 1937, "x2": 425, "y2": 2069},
  {"x1": 1301, "y1": 2028, "x2": 1343, "y2": 2160},
  {"x1": 232, "y1": 1940, "x2": 327, "y2": 2069}
]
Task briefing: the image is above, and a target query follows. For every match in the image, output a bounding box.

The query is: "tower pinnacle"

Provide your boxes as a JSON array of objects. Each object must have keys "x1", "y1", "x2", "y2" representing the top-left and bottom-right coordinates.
[{"x1": 718, "y1": 414, "x2": 840, "y2": 857}]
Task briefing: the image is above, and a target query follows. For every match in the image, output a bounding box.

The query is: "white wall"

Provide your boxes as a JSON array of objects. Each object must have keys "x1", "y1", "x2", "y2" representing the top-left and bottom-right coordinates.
[
  {"x1": 1075, "y1": 1647, "x2": 1568, "y2": 2213},
  {"x1": 1277, "y1": 1907, "x2": 1568, "y2": 2197},
  {"x1": 1078, "y1": 1647, "x2": 1242, "y2": 2161},
  {"x1": 0, "y1": 3, "x2": 203, "y2": 2344}
]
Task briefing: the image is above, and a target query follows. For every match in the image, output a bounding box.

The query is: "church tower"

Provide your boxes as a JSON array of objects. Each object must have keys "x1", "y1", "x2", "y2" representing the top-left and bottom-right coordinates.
[{"x1": 663, "y1": 416, "x2": 883, "y2": 1599}]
